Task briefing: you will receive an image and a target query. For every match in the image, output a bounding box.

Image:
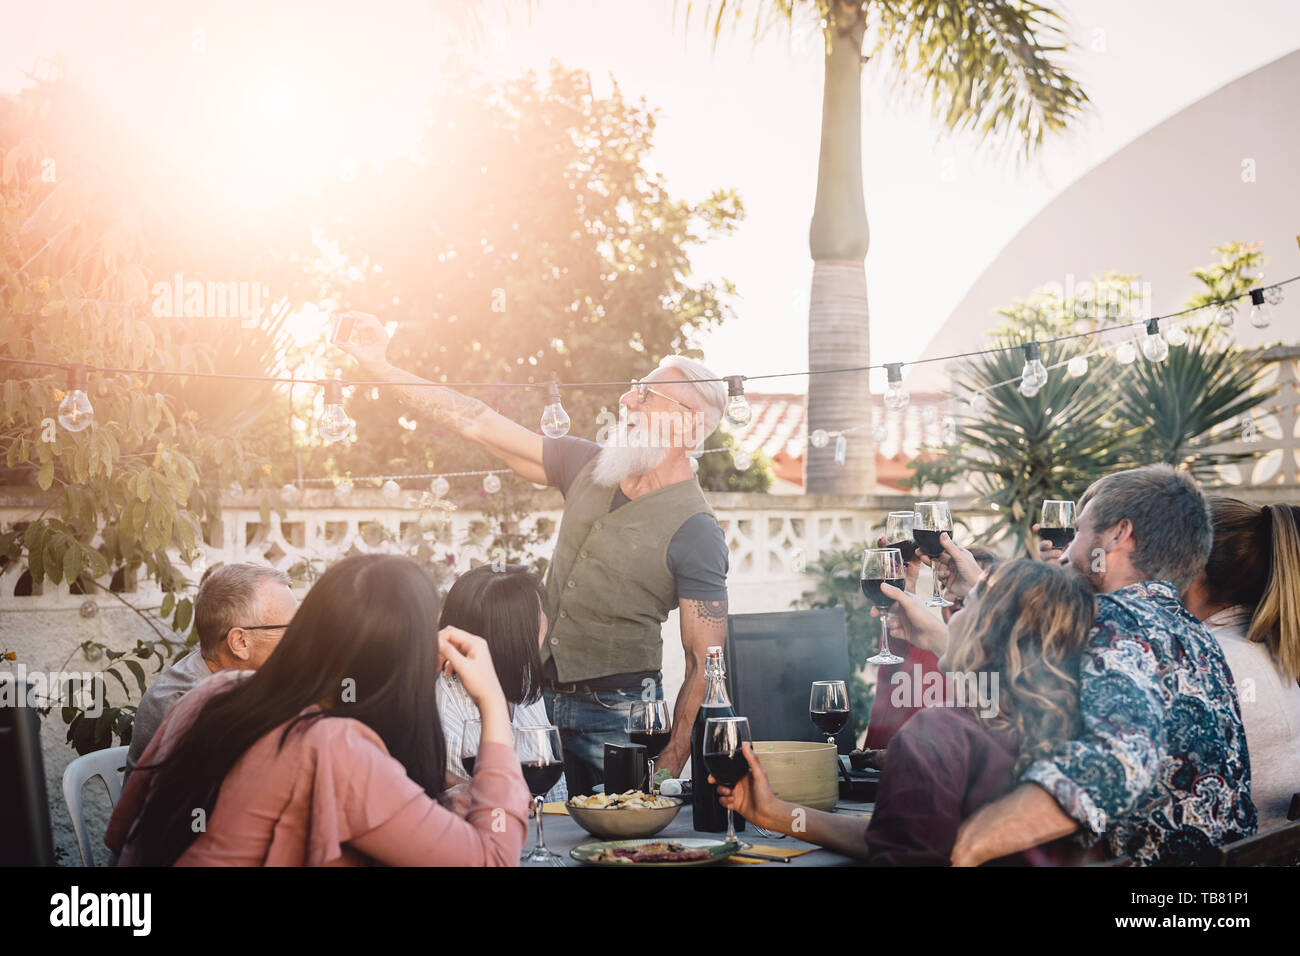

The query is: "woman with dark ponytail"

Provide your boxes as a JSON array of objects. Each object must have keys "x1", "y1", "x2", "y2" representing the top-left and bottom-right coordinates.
[{"x1": 1184, "y1": 498, "x2": 1300, "y2": 828}]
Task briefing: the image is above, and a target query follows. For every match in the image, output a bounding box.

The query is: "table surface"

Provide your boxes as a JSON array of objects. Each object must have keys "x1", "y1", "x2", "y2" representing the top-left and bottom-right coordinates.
[{"x1": 523, "y1": 800, "x2": 875, "y2": 868}]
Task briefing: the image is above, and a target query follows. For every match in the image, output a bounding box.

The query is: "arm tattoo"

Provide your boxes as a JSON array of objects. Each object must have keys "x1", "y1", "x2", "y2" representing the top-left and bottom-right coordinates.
[
  {"x1": 403, "y1": 385, "x2": 491, "y2": 434},
  {"x1": 687, "y1": 599, "x2": 728, "y2": 626}
]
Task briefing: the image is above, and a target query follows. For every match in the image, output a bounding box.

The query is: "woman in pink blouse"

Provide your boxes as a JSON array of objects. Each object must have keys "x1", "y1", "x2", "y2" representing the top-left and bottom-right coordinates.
[{"x1": 106, "y1": 554, "x2": 531, "y2": 866}]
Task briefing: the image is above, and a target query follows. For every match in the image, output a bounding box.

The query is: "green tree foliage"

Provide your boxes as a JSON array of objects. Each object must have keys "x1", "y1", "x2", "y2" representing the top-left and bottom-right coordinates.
[{"x1": 907, "y1": 243, "x2": 1278, "y2": 552}]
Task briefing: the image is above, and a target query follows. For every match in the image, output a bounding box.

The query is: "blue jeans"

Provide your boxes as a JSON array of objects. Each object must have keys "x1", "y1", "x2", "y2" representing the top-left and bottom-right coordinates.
[{"x1": 543, "y1": 680, "x2": 662, "y2": 797}]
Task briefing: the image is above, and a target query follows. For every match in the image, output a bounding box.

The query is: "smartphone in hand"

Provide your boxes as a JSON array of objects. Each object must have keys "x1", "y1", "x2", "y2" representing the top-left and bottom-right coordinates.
[{"x1": 329, "y1": 311, "x2": 356, "y2": 346}]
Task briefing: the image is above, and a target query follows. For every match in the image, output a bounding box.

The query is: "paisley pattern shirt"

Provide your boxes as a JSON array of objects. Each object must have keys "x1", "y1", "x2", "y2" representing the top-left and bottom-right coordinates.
[{"x1": 1022, "y1": 581, "x2": 1257, "y2": 865}]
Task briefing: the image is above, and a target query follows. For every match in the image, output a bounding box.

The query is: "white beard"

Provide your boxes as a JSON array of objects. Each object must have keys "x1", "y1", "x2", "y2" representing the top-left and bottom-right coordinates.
[{"x1": 592, "y1": 423, "x2": 672, "y2": 487}]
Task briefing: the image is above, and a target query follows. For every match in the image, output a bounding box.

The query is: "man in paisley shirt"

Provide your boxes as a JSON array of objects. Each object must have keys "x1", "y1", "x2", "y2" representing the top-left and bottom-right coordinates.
[{"x1": 951, "y1": 465, "x2": 1256, "y2": 865}]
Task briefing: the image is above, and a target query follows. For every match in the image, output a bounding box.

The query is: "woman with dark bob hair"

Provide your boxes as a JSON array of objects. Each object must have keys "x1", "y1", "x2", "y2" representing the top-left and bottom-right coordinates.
[
  {"x1": 437, "y1": 564, "x2": 567, "y2": 801},
  {"x1": 106, "y1": 554, "x2": 531, "y2": 866},
  {"x1": 714, "y1": 560, "x2": 1098, "y2": 865}
]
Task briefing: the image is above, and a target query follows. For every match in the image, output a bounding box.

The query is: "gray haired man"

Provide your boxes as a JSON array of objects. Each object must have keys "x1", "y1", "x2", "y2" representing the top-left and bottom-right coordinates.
[
  {"x1": 339, "y1": 314, "x2": 731, "y2": 795},
  {"x1": 125, "y1": 563, "x2": 297, "y2": 778}
]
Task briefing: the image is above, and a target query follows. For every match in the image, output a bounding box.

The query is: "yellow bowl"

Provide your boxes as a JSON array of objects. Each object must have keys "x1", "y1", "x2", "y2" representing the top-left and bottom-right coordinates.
[
  {"x1": 752, "y1": 741, "x2": 838, "y2": 811},
  {"x1": 566, "y1": 799, "x2": 685, "y2": 839}
]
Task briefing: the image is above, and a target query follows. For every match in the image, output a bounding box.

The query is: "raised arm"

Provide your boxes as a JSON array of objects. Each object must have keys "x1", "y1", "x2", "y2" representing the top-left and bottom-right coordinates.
[{"x1": 336, "y1": 312, "x2": 547, "y2": 484}]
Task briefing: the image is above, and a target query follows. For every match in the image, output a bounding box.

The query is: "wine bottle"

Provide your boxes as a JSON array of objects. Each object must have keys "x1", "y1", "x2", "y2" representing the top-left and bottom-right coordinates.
[{"x1": 691, "y1": 645, "x2": 746, "y2": 833}]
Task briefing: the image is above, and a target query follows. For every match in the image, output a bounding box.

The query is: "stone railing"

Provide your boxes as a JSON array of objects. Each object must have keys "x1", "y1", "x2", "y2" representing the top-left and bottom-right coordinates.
[{"x1": 0, "y1": 489, "x2": 997, "y2": 616}]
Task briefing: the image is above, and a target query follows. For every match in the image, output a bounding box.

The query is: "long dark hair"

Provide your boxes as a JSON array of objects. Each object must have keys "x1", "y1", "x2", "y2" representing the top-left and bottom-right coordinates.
[
  {"x1": 129, "y1": 554, "x2": 447, "y2": 865},
  {"x1": 438, "y1": 564, "x2": 545, "y2": 705},
  {"x1": 947, "y1": 560, "x2": 1096, "y2": 776}
]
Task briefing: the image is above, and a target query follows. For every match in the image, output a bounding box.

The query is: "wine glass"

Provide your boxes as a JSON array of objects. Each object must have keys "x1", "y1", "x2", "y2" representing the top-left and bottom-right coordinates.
[
  {"x1": 703, "y1": 716, "x2": 752, "y2": 848},
  {"x1": 809, "y1": 680, "x2": 850, "y2": 747},
  {"x1": 626, "y1": 701, "x2": 671, "y2": 794},
  {"x1": 459, "y1": 718, "x2": 481, "y2": 778},
  {"x1": 884, "y1": 511, "x2": 917, "y2": 566},
  {"x1": 914, "y1": 501, "x2": 954, "y2": 608},
  {"x1": 1039, "y1": 500, "x2": 1077, "y2": 550},
  {"x1": 515, "y1": 725, "x2": 565, "y2": 866},
  {"x1": 861, "y1": 548, "x2": 906, "y2": 664}
]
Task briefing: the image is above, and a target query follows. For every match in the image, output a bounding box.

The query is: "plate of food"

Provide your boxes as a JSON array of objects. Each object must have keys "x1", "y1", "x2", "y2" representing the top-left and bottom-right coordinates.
[
  {"x1": 566, "y1": 790, "x2": 684, "y2": 838},
  {"x1": 570, "y1": 837, "x2": 739, "y2": 867}
]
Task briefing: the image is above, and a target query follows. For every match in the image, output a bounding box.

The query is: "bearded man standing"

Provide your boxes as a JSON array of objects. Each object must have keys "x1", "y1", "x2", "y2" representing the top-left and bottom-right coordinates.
[{"x1": 339, "y1": 314, "x2": 730, "y2": 795}]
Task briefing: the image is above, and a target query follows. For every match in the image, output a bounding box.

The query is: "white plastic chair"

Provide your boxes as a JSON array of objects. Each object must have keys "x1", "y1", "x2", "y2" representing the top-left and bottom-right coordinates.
[{"x1": 62, "y1": 745, "x2": 129, "y2": 866}]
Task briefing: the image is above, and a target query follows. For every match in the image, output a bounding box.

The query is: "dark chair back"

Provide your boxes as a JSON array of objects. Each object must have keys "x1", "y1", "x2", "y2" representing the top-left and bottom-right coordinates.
[
  {"x1": 725, "y1": 608, "x2": 855, "y2": 753},
  {"x1": 1215, "y1": 820, "x2": 1300, "y2": 867},
  {"x1": 0, "y1": 675, "x2": 55, "y2": 865}
]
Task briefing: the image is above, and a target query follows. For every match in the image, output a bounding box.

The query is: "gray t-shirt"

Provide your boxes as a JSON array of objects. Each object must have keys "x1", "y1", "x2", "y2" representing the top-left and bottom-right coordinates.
[{"x1": 125, "y1": 648, "x2": 215, "y2": 779}]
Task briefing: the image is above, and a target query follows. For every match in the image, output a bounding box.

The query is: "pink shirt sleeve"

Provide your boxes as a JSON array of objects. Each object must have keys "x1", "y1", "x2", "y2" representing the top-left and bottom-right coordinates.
[{"x1": 318, "y1": 727, "x2": 531, "y2": 867}]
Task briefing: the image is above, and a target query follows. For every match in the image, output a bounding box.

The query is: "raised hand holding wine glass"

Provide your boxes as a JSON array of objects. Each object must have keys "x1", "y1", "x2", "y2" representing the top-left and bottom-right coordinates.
[
  {"x1": 861, "y1": 548, "x2": 905, "y2": 665},
  {"x1": 703, "y1": 716, "x2": 753, "y2": 847},
  {"x1": 914, "y1": 502, "x2": 954, "y2": 608}
]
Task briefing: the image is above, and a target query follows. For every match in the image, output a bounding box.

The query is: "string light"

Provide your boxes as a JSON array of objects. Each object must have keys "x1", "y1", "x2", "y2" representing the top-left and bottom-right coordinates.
[
  {"x1": 1216, "y1": 304, "x2": 1235, "y2": 328},
  {"x1": 539, "y1": 381, "x2": 570, "y2": 438},
  {"x1": 1067, "y1": 355, "x2": 1089, "y2": 378},
  {"x1": 57, "y1": 365, "x2": 94, "y2": 432},
  {"x1": 1116, "y1": 340, "x2": 1137, "y2": 365},
  {"x1": 1249, "y1": 288, "x2": 1273, "y2": 329},
  {"x1": 810, "y1": 428, "x2": 829, "y2": 448},
  {"x1": 1141, "y1": 318, "x2": 1169, "y2": 363},
  {"x1": 332, "y1": 478, "x2": 353, "y2": 502},
  {"x1": 381, "y1": 479, "x2": 402, "y2": 503},
  {"x1": 1165, "y1": 324, "x2": 1188, "y2": 348},
  {"x1": 871, "y1": 424, "x2": 888, "y2": 444},
  {"x1": 280, "y1": 483, "x2": 302, "y2": 505},
  {"x1": 884, "y1": 363, "x2": 909, "y2": 411},
  {"x1": 318, "y1": 380, "x2": 353, "y2": 443},
  {"x1": 732, "y1": 448, "x2": 752, "y2": 471},
  {"x1": 724, "y1": 376, "x2": 752, "y2": 426},
  {"x1": 1019, "y1": 343, "x2": 1048, "y2": 397},
  {"x1": 431, "y1": 476, "x2": 450, "y2": 498},
  {"x1": 969, "y1": 392, "x2": 990, "y2": 416},
  {"x1": 1265, "y1": 284, "x2": 1285, "y2": 306},
  {"x1": 482, "y1": 474, "x2": 501, "y2": 494}
]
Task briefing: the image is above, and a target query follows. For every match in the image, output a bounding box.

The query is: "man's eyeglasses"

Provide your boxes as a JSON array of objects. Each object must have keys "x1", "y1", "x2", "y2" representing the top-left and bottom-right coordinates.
[
  {"x1": 227, "y1": 624, "x2": 290, "y2": 635},
  {"x1": 630, "y1": 379, "x2": 694, "y2": 411}
]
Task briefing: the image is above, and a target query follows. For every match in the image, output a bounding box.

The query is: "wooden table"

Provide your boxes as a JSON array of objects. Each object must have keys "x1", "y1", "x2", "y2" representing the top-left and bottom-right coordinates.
[{"x1": 523, "y1": 800, "x2": 874, "y2": 867}]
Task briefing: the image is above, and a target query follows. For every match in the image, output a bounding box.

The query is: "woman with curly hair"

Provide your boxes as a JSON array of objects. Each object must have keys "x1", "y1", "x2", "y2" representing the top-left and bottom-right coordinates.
[{"x1": 712, "y1": 560, "x2": 1097, "y2": 865}]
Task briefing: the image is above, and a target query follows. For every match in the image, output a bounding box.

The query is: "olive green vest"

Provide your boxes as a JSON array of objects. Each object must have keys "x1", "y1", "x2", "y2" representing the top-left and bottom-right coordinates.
[{"x1": 543, "y1": 458, "x2": 715, "y2": 682}]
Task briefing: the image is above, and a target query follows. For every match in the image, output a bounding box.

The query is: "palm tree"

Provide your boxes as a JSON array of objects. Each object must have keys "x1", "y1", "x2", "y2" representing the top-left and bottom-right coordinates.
[{"x1": 684, "y1": 1, "x2": 1088, "y2": 492}]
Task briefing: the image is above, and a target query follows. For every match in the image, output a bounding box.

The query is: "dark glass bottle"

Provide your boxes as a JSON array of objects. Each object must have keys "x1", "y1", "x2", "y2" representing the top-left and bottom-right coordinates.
[{"x1": 691, "y1": 646, "x2": 745, "y2": 833}]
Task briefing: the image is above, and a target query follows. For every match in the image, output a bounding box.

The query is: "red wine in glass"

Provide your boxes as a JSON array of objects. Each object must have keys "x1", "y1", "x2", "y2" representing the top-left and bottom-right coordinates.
[
  {"x1": 810, "y1": 709, "x2": 849, "y2": 737},
  {"x1": 703, "y1": 748, "x2": 749, "y2": 787},
  {"x1": 1037, "y1": 527, "x2": 1075, "y2": 549},
  {"x1": 861, "y1": 577, "x2": 905, "y2": 608},
  {"x1": 629, "y1": 730, "x2": 670, "y2": 760},
  {"x1": 912, "y1": 528, "x2": 945, "y2": 558},
  {"x1": 521, "y1": 760, "x2": 565, "y2": 798},
  {"x1": 703, "y1": 716, "x2": 752, "y2": 846}
]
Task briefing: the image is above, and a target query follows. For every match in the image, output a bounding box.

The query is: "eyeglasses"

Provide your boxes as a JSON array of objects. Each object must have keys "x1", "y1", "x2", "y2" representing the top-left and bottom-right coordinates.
[
  {"x1": 630, "y1": 379, "x2": 694, "y2": 411},
  {"x1": 227, "y1": 624, "x2": 290, "y2": 635}
]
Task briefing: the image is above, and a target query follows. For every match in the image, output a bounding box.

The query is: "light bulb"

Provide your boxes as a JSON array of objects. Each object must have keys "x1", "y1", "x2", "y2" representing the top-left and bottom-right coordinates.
[
  {"x1": 539, "y1": 382, "x2": 570, "y2": 438},
  {"x1": 810, "y1": 428, "x2": 829, "y2": 449},
  {"x1": 883, "y1": 363, "x2": 909, "y2": 411},
  {"x1": 1019, "y1": 344, "x2": 1048, "y2": 397},
  {"x1": 280, "y1": 483, "x2": 301, "y2": 505},
  {"x1": 969, "y1": 392, "x2": 990, "y2": 416},
  {"x1": 381, "y1": 479, "x2": 401, "y2": 503},
  {"x1": 431, "y1": 476, "x2": 450, "y2": 498},
  {"x1": 732, "y1": 448, "x2": 752, "y2": 471},
  {"x1": 318, "y1": 380, "x2": 353, "y2": 443},
  {"x1": 1249, "y1": 288, "x2": 1272, "y2": 328},
  {"x1": 689, "y1": 456, "x2": 699, "y2": 475},
  {"x1": 834, "y1": 434, "x2": 847, "y2": 465},
  {"x1": 1264, "y1": 285, "x2": 1284, "y2": 306},
  {"x1": 1141, "y1": 318, "x2": 1169, "y2": 362},
  {"x1": 333, "y1": 478, "x2": 353, "y2": 502},
  {"x1": 57, "y1": 365, "x2": 94, "y2": 432},
  {"x1": 1116, "y1": 341, "x2": 1137, "y2": 365},
  {"x1": 872, "y1": 424, "x2": 889, "y2": 444},
  {"x1": 1215, "y1": 305, "x2": 1235, "y2": 328},
  {"x1": 1067, "y1": 355, "x2": 1089, "y2": 378},
  {"x1": 920, "y1": 405, "x2": 939, "y2": 425},
  {"x1": 226, "y1": 480, "x2": 244, "y2": 498},
  {"x1": 482, "y1": 473, "x2": 501, "y2": 494},
  {"x1": 724, "y1": 376, "x2": 751, "y2": 426},
  {"x1": 1165, "y1": 325, "x2": 1188, "y2": 348}
]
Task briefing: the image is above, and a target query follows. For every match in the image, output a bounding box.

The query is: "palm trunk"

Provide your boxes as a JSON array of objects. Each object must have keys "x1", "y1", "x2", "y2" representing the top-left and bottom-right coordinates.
[{"x1": 804, "y1": 10, "x2": 873, "y2": 494}]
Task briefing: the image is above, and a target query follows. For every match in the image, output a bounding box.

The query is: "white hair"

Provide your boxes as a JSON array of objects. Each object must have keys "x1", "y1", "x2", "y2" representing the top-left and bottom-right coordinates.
[{"x1": 656, "y1": 355, "x2": 726, "y2": 449}]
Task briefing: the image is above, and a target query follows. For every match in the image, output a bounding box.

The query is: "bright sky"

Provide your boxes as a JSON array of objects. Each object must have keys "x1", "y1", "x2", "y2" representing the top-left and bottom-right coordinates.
[{"x1": 3, "y1": 0, "x2": 1299, "y2": 393}]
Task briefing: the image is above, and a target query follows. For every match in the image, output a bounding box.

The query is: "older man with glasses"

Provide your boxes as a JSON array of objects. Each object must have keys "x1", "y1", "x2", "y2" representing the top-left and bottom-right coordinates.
[
  {"x1": 124, "y1": 563, "x2": 298, "y2": 781},
  {"x1": 338, "y1": 313, "x2": 732, "y2": 795}
]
